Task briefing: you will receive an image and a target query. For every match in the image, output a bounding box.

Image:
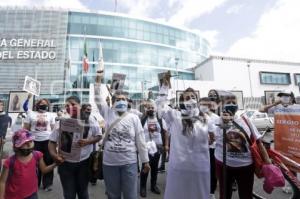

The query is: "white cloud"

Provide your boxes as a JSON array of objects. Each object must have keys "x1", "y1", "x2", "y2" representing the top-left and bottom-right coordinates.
[
  {"x1": 0, "y1": 0, "x2": 87, "y2": 10},
  {"x1": 168, "y1": 0, "x2": 228, "y2": 26},
  {"x1": 193, "y1": 29, "x2": 219, "y2": 49},
  {"x1": 226, "y1": 4, "x2": 243, "y2": 14},
  {"x1": 118, "y1": 0, "x2": 160, "y2": 18},
  {"x1": 226, "y1": 0, "x2": 300, "y2": 62}
]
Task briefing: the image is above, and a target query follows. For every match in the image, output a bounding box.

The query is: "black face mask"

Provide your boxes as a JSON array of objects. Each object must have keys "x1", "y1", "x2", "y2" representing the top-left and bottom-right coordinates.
[
  {"x1": 223, "y1": 104, "x2": 238, "y2": 115},
  {"x1": 38, "y1": 104, "x2": 48, "y2": 111},
  {"x1": 127, "y1": 104, "x2": 132, "y2": 109},
  {"x1": 82, "y1": 111, "x2": 91, "y2": 120},
  {"x1": 18, "y1": 148, "x2": 34, "y2": 156},
  {"x1": 147, "y1": 110, "x2": 154, "y2": 117}
]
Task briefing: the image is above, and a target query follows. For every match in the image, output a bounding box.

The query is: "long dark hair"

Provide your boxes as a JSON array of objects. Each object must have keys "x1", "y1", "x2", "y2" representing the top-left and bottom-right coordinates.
[{"x1": 180, "y1": 88, "x2": 206, "y2": 136}]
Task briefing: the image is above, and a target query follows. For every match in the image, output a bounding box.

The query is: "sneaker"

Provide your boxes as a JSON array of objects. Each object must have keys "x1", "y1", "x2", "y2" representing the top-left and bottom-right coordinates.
[
  {"x1": 210, "y1": 194, "x2": 216, "y2": 199},
  {"x1": 158, "y1": 167, "x2": 166, "y2": 173},
  {"x1": 44, "y1": 186, "x2": 52, "y2": 192},
  {"x1": 140, "y1": 187, "x2": 147, "y2": 198},
  {"x1": 282, "y1": 185, "x2": 292, "y2": 194},
  {"x1": 151, "y1": 186, "x2": 161, "y2": 195}
]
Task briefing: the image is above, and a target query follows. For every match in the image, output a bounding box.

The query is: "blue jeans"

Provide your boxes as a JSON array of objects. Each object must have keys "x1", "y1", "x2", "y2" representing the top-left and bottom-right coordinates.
[
  {"x1": 103, "y1": 163, "x2": 138, "y2": 199},
  {"x1": 58, "y1": 159, "x2": 90, "y2": 199}
]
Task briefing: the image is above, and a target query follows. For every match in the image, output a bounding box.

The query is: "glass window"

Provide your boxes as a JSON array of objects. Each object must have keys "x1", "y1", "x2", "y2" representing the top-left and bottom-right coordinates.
[
  {"x1": 260, "y1": 72, "x2": 291, "y2": 85},
  {"x1": 294, "y1": 74, "x2": 300, "y2": 85}
]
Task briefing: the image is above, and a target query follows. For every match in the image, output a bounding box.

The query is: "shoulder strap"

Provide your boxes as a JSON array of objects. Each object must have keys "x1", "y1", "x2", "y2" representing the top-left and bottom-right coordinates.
[
  {"x1": 8, "y1": 155, "x2": 16, "y2": 179},
  {"x1": 232, "y1": 120, "x2": 252, "y2": 146},
  {"x1": 102, "y1": 112, "x2": 129, "y2": 145},
  {"x1": 141, "y1": 116, "x2": 148, "y2": 127},
  {"x1": 32, "y1": 151, "x2": 40, "y2": 176}
]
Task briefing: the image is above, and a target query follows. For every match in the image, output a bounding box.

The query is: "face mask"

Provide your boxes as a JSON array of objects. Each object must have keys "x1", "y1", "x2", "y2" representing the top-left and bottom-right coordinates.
[
  {"x1": 82, "y1": 111, "x2": 91, "y2": 120},
  {"x1": 66, "y1": 107, "x2": 79, "y2": 118},
  {"x1": 199, "y1": 105, "x2": 209, "y2": 113},
  {"x1": 223, "y1": 104, "x2": 238, "y2": 115},
  {"x1": 38, "y1": 104, "x2": 48, "y2": 112},
  {"x1": 114, "y1": 100, "x2": 128, "y2": 113},
  {"x1": 127, "y1": 104, "x2": 132, "y2": 109},
  {"x1": 18, "y1": 148, "x2": 34, "y2": 156},
  {"x1": 181, "y1": 99, "x2": 199, "y2": 117},
  {"x1": 147, "y1": 110, "x2": 155, "y2": 117},
  {"x1": 281, "y1": 96, "x2": 290, "y2": 104}
]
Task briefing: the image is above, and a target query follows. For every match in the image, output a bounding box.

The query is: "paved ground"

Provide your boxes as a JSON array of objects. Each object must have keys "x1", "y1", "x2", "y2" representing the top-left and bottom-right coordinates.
[{"x1": 3, "y1": 130, "x2": 294, "y2": 199}]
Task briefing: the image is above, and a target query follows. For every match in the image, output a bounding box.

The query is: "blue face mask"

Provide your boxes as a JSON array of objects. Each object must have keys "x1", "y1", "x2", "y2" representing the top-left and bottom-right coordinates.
[
  {"x1": 114, "y1": 100, "x2": 128, "y2": 112},
  {"x1": 223, "y1": 104, "x2": 238, "y2": 115}
]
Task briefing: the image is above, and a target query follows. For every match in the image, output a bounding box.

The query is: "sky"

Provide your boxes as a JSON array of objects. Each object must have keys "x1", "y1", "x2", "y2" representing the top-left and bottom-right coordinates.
[{"x1": 1, "y1": 0, "x2": 300, "y2": 62}]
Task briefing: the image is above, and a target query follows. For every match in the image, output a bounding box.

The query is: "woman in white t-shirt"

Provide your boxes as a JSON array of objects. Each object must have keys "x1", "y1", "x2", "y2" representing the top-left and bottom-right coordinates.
[
  {"x1": 156, "y1": 87, "x2": 212, "y2": 199},
  {"x1": 23, "y1": 94, "x2": 56, "y2": 191},
  {"x1": 214, "y1": 95, "x2": 271, "y2": 199}
]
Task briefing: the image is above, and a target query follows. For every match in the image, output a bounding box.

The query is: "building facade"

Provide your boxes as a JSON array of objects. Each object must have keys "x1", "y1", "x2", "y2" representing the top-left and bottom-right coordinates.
[
  {"x1": 169, "y1": 56, "x2": 300, "y2": 109},
  {"x1": 0, "y1": 7, "x2": 210, "y2": 105}
]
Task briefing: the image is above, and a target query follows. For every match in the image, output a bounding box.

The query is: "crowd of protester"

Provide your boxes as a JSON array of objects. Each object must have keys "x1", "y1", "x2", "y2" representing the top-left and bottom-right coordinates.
[{"x1": 0, "y1": 71, "x2": 298, "y2": 199}]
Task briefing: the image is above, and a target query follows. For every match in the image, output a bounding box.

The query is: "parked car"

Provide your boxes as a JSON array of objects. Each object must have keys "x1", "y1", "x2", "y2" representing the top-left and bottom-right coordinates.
[{"x1": 241, "y1": 110, "x2": 274, "y2": 131}]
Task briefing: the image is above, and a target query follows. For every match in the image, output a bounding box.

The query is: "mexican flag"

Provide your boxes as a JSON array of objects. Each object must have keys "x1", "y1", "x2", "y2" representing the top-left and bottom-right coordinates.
[{"x1": 83, "y1": 39, "x2": 89, "y2": 73}]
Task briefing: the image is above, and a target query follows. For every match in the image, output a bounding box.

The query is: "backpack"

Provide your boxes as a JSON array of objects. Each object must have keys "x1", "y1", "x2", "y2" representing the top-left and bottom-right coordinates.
[{"x1": 8, "y1": 151, "x2": 40, "y2": 182}]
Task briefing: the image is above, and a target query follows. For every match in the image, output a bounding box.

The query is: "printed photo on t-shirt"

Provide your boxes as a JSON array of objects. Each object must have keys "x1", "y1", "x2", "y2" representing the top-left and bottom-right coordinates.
[
  {"x1": 35, "y1": 114, "x2": 48, "y2": 131},
  {"x1": 107, "y1": 123, "x2": 133, "y2": 153},
  {"x1": 226, "y1": 128, "x2": 249, "y2": 154}
]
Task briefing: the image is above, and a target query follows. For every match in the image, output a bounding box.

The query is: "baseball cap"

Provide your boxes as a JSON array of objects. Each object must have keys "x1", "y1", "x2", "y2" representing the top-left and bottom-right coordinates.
[{"x1": 12, "y1": 129, "x2": 35, "y2": 148}]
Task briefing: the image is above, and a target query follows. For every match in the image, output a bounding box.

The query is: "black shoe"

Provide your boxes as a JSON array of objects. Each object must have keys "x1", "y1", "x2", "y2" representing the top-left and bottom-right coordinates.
[
  {"x1": 158, "y1": 167, "x2": 165, "y2": 173},
  {"x1": 151, "y1": 186, "x2": 161, "y2": 194},
  {"x1": 140, "y1": 187, "x2": 147, "y2": 198}
]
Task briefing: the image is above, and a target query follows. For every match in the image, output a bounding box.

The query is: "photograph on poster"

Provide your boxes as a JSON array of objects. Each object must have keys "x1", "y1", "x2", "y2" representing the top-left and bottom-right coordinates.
[
  {"x1": 8, "y1": 91, "x2": 34, "y2": 113},
  {"x1": 230, "y1": 91, "x2": 244, "y2": 110},
  {"x1": 176, "y1": 90, "x2": 200, "y2": 107},
  {"x1": 264, "y1": 90, "x2": 281, "y2": 105}
]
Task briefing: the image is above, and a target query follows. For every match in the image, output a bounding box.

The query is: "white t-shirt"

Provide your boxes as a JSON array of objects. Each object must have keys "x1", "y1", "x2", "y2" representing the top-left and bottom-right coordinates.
[
  {"x1": 161, "y1": 108, "x2": 211, "y2": 172},
  {"x1": 94, "y1": 83, "x2": 149, "y2": 166},
  {"x1": 49, "y1": 115, "x2": 101, "y2": 163},
  {"x1": 207, "y1": 112, "x2": 220, "y2": 149},
  {"x1": 143, "y1": 117, "x2": 167, "y2": 145},
  {"x1": 24, "y1": 111, "x2": 56, "y2": 141},
  {"x1": 214, "y1": 116, "x2": 262, "y2": 167},
  {"x1": 128, "y1": 108, "x2": 143, "y2": 118}
]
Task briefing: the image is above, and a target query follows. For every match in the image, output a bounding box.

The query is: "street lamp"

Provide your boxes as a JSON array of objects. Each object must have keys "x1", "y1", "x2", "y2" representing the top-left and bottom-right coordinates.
[{"x1": 247, "y1": 62, "x2": 253, "y2": 97}]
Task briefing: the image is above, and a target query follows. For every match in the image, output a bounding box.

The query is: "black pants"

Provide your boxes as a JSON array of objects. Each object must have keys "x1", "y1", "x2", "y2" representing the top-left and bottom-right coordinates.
[
  {"x1": 209, "y1": 148, "x2": 217, "y2": 194},
  {"x1": 34, "y1": 140, "x2": 54, "y2": 189},
  {"x1": 58, "y1": 159, "x2": 90, "y2": 199},
  {"x1": 140, "y1": 152, "x2": 160, "y2": 189}
]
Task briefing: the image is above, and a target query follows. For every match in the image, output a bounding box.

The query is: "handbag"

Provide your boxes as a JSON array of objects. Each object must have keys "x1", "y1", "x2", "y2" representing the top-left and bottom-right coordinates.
[
  {"x1": 232, "y1": 116, "x2": 265, "y2": 178},
  {"x1": 89, "y1": 112, "x2": 129, "y2": 180}
]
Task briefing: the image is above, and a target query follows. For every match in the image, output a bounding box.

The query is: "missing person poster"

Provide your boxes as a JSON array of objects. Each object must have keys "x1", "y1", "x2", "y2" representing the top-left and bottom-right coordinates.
[
  {"x1": 158, "y1": 71, "x2": 171, "y2": 89},
  {"x1": 59, "y1": 118, "x2": 84, "y2": 162},
  {"x1": 110, "y1": 73, "x2": 126, "y2": 91},
  {"x1": 274, "y1": 108, "x2": 300, "y2": 172},
  {"x1": 23, "y1": 76, "x2": 41, "y2": 96}
]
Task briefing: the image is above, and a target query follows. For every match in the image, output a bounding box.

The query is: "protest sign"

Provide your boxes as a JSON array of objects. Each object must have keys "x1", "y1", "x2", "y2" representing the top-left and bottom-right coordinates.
[
  {"x1": 23, "y1": 76, "x2": 41, "y2": 96},
  {"x1": 158, "y1": 71, "x2": 171, "y2": 89},
  {"x1": 59, "y1": 118, "x2": 84, "y2": 162},
  {"x1": 274, "y1": 109, "x2": 300, "y2": 172},
  {"x1": 110, "y1": 73, "x2": 126, "y2": 91}
]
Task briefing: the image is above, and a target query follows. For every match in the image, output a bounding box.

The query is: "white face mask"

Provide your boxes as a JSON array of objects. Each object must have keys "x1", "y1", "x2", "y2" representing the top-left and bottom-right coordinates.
[
  {"x1": 199, "y1": 105, "x2": 209, "y2": 113},
  {"x1": 181, "y1": 99, "x2": 199, "y2": 117},
  {"x1": 114, "y1": 100, "x2": 128, "y2": 112},
  {"x1": 281, "y1": 96, "x2": 290, "y2": 105}
]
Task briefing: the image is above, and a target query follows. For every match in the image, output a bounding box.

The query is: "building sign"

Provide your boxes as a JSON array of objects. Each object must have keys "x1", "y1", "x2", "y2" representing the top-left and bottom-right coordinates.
[{"x1": 0, "y1": 38, "x2": 56, "y2": 60}]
